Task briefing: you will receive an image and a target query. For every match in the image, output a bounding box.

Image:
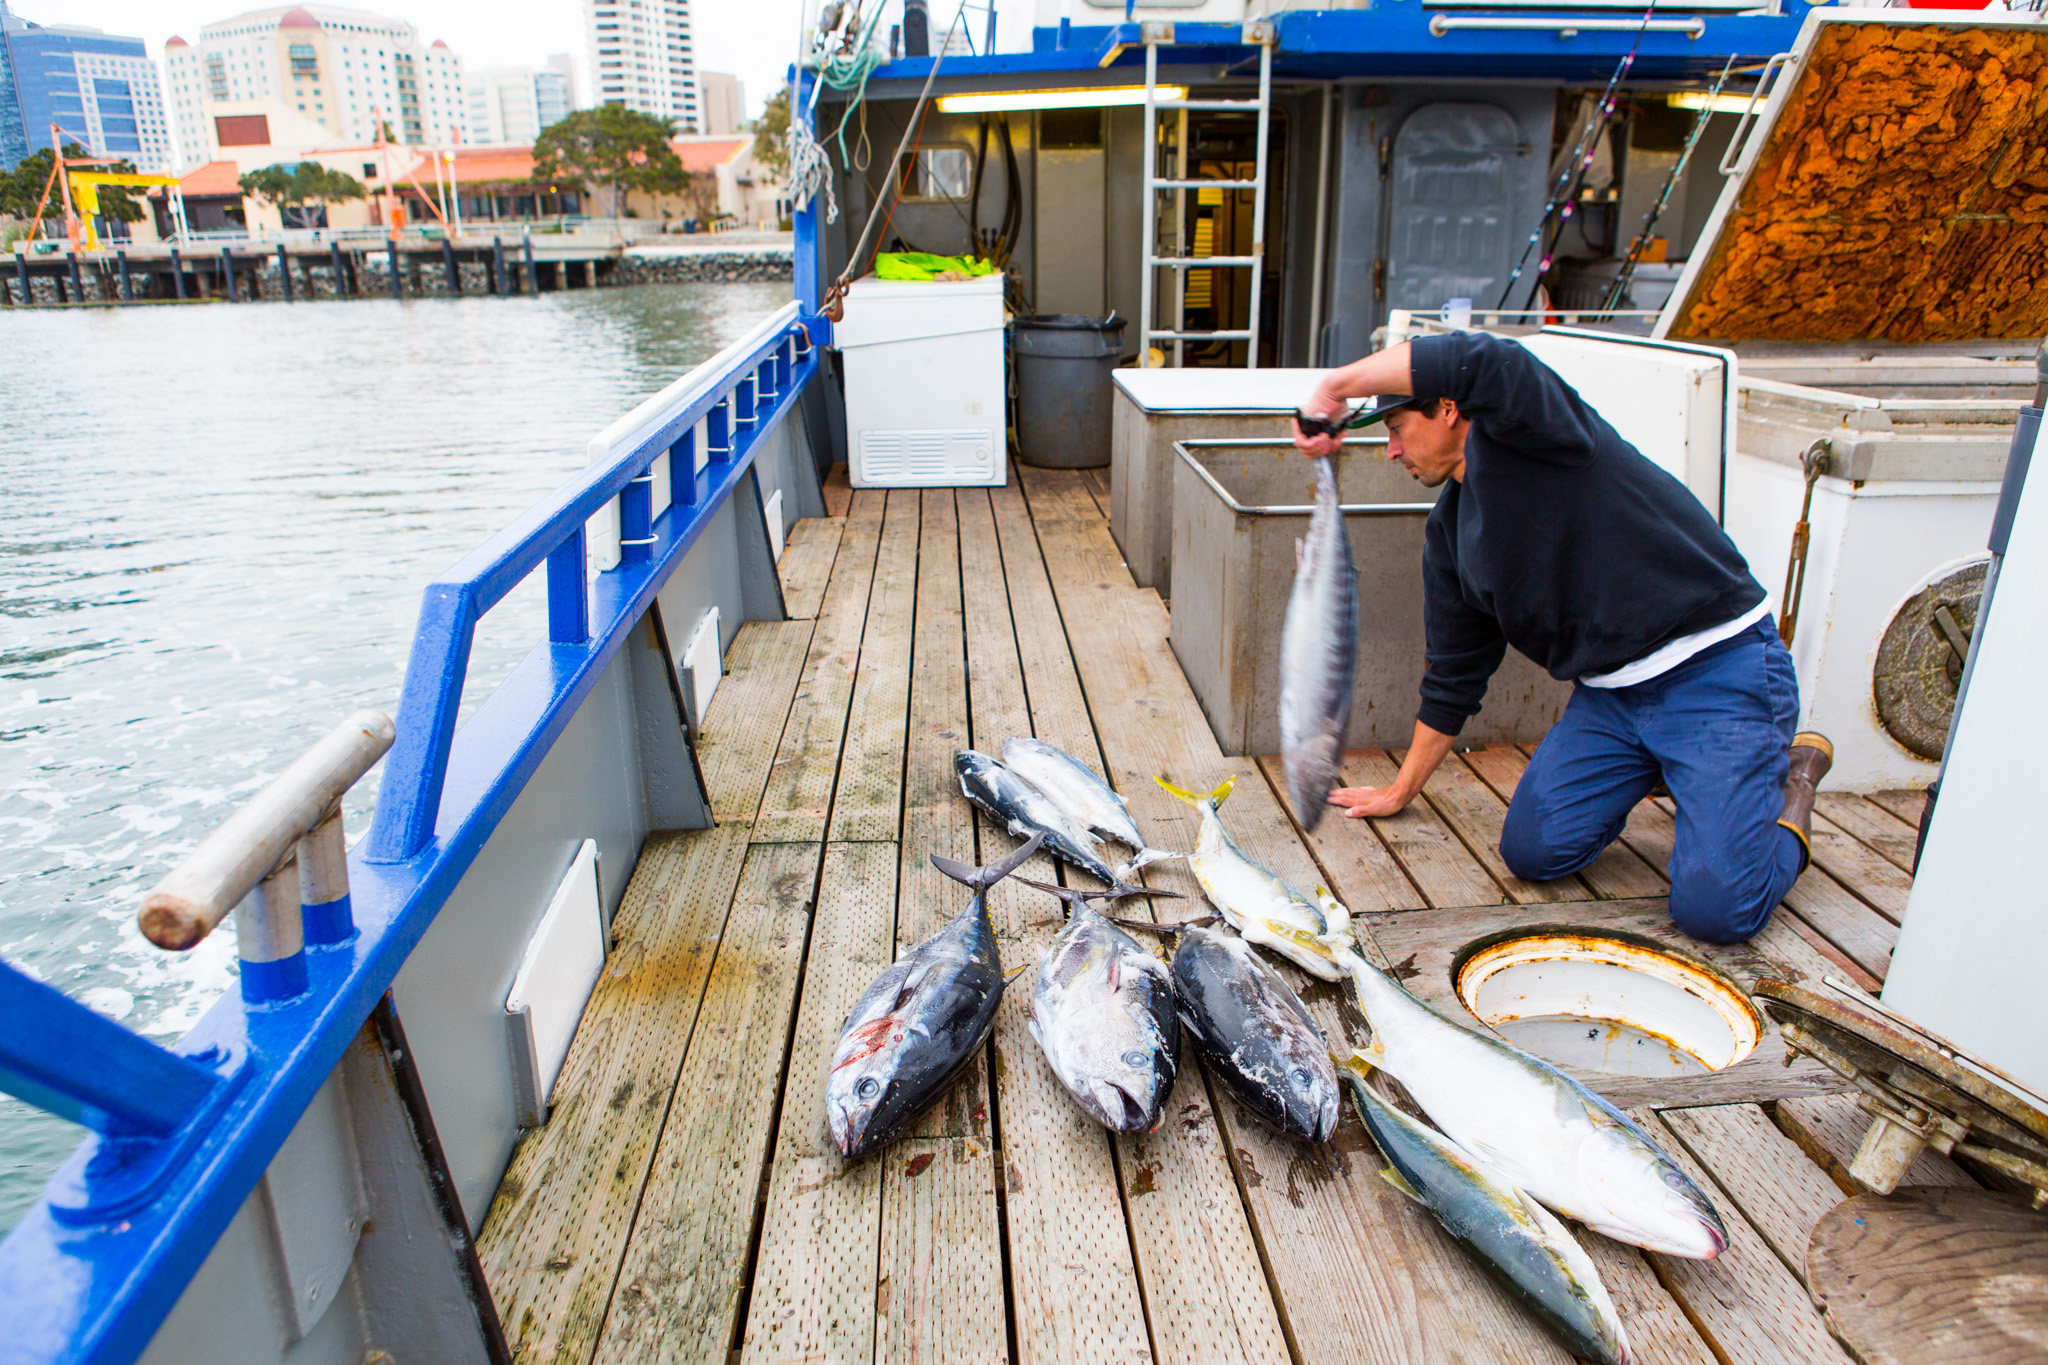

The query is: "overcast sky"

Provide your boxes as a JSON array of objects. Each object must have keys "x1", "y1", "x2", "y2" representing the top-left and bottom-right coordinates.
[{"x1": 14, "y1": 0, "x2": 807, "y2": 118}]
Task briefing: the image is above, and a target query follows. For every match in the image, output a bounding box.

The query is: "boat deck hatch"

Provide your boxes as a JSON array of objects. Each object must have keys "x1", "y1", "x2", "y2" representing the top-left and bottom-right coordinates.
[{"x1": 1455, "y1": 932, "x2": 1764, "y2": 1078}]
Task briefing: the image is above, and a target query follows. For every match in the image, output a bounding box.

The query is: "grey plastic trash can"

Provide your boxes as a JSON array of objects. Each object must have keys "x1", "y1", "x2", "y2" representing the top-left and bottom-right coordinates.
[{"x1": 1014, "y1": 314, "x2": 1126, "y2": 469}]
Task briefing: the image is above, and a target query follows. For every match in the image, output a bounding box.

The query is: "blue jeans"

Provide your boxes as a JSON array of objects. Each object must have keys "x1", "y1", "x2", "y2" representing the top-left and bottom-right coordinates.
[{"x1": 1499, "y1": 615, "x2": 1804, "y2": 943}]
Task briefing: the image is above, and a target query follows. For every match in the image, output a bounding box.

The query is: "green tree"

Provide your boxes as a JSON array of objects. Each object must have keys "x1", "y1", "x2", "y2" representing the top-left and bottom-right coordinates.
[
  {"x1": 532, "y1": 105, "x2": 689, "y2": 218},
  {"x1": 752, "y1": 85, "x2": 790, "y2": 181},
  {"x1": 238, "y1": 161, "x2": 367, "y2": 227}
]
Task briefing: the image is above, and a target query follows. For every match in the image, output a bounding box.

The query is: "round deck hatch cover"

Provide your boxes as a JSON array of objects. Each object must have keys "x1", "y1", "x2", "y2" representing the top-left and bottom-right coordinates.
[{"x1": 1873, "y1": 559, "x2": 1986, "y2": 761}]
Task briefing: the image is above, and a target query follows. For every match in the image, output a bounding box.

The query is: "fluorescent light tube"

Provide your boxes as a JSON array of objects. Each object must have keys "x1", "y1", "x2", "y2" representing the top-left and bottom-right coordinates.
[
  {"x1": 1667, "y1": 92, "x2": 1760, "y2": 115},
  {"x1": 935, "y1": 86, "x2": 1187, "y2": 114}
]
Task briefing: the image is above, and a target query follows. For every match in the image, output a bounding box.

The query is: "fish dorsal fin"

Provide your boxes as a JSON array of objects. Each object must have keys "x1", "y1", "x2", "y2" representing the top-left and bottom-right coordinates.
[
  {"x1": 1001, "y1": 963, "x2": 1031, "y2": 988},
  {"x1": 1380, "y1": 1167, "x2": 1427, "y2": 1205}
]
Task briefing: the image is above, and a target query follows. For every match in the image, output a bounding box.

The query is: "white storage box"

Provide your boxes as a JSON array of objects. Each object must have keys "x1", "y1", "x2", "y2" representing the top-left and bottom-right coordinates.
[{"x1": 835, "y1": 273, "x2": 1007, "y2": 489}]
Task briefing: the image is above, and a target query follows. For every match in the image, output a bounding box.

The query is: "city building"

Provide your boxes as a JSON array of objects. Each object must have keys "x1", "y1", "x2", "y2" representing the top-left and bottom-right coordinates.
[
  {"x1": 163, "y1": 5, "x2": 462, "y2": 170},
  {"x1": 584, "y1": 0, "x2": 699, "y2": 131},
  {"x1": 696, "y1": 69, "x2": 740, "y2": 136},
  {"x1": 0, "y1": 2, "x2": 173, "y2": 172},
  {"x1": 544, "y1": 52, "x2": 580, "y2": 112},
  {"x1": 463, "y1": 65, "x2": 570, "y2": 146},
  {"x1": 0, "y1": 1, "x2": 27, "y2": 169},
  {"x1": 624, "y1": 135, "x2": 784, "y2": 230}
]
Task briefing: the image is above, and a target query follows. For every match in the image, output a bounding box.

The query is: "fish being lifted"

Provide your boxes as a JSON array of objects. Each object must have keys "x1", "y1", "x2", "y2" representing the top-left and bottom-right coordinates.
[
  {"x1": 1122, "y1": 917, "x2": 1338, "y2": 1142},
  {"x1": 1340, "y1": 1056, "x2": 1632, "y2": 1365},
  {"x1": 1345, "y1": 955, "x2": 1729, "y2": 1259},
  {"x1": 1278, "y1": 454, "x2": 1358, "y2": 833},
  {"x1": 826, "y1": 833, "x2": 1044, "y2": 1159},
  {"x1": 1018, "y1": 879, "x2": 1180, "y2": 1133},
  {"x1": 1154, "y1": 776, "x2": 1354, "y2": 980},
  {"x1": 956, "y1": 749, "x2": 1172, "y2": 901},
  {"x1": 999, "y1": 737, "x2": 1183, "y2": 874}
]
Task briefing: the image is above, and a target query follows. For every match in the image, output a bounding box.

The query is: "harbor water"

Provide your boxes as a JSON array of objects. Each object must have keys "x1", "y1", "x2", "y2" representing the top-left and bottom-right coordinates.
[{"x1": 0, "y1": 280, "x2": 789, "y2": 1231}]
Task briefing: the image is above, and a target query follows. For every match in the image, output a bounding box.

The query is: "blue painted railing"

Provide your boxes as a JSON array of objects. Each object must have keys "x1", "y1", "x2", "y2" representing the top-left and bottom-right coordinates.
[{"x1": 0, "y1": 293, "x2": 831, "y2": 1364}]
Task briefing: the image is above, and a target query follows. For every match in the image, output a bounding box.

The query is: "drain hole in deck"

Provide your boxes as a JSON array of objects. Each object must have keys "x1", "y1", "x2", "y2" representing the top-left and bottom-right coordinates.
[{"x1": 1453, "y1": 933, "x2": 1763, "y2": 1078}]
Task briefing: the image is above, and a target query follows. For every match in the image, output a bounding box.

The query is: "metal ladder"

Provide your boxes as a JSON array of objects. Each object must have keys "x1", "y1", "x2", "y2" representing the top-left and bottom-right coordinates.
[{"x1": 1139, "y1": 22, "x2": 1273, "y2": 369}]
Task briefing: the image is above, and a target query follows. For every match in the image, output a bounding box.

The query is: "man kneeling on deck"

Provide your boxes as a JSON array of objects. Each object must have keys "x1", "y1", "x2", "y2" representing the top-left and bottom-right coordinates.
[{"x1": 1292, "y1": 331, "x2": 1831, "y2": 945}]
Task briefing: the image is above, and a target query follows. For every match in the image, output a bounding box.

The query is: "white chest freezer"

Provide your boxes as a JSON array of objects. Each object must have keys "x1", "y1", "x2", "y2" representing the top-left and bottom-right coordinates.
[{"x1": 834, "y1": 273, "x2": 1007, "y2": 488}]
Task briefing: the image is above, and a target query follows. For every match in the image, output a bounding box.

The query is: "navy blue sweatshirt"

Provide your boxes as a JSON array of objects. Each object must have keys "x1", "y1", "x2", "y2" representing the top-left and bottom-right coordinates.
[{"x1": 1408, "y1": 332, "x2": 1764, "y2": 736}]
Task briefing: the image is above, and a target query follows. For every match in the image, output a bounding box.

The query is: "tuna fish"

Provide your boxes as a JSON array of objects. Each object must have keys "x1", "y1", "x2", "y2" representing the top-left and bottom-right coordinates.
[
  {"x1": 999, "y1": 737, "x2": 1184, "y2": 872},
  {"x1": 1153, "y1": 776, "x2": 1355, "y2": 980},
  {"x1": 1339, "y1": 1056, "x2": 1633, "y2": 1365},
  {"x1": 1278, "y1": 456, "x2": 1357, "y2": 832},
  {"x1": 1344, "y1": 955, "x2": 1729, "y2": 1259},
  {"x1": 956, "y1": 749, "x2": 1174, "y2": 900},
  {"x1": 1166, "y1": 920, "x2": 1339, "y2": 1142},
  {"x1": 825, "y1": 833, "x2": 1044, "y2": 1159},
  {"x1": 1018, "y1": 879, "x2": 1181, "y2": 1133}
]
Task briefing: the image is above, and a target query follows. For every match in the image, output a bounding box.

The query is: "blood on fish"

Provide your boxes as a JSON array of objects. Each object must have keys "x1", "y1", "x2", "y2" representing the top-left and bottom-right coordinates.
[{"x1": 832, "y1": 1015, "x2": 906, "y2": 1070}]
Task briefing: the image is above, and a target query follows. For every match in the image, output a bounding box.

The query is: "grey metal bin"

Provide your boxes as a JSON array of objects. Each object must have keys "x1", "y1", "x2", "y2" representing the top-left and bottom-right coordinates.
[
  {"x1": 1108, "y1": 367, "x2": 1326, "y2": 598},
  {"x1": 1169, "y1": 438, "x2": 1572, "y2": 756}
]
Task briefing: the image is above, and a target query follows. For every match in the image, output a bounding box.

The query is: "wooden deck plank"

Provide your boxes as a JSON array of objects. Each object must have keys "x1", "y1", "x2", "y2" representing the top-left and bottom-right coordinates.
[
  {"x1": 479, "y1": 825, "x2": 756, "y2": 1365},
  {"x1": 1777, "y1": 867, "x2": 1898, "y2": 984},
  {"x1": 595, "y1": 842, "x2": 822, "y2": 1365},
  {"x1": 778, "y1": 516, "x2": 847, "y2": 621},
  {"x1": 828, "y1": 492, "x2": 922, "y2": 843},
  {"x1": 1774, "y1": 1094, "x2": 1978, "y2": 1195},
  {"x1": 1629, "y1": 1108, "x2": 1851, "y2": 1364},
  {"x1": 1458, "y1": 745, "x2": 1669, "y2": 901},
  {"x1": 1813, "y1": 794, "x2": 1920, "y2": 875},
  {"x1": 1020, "y1": 464, "x2": 1583, "y2": 1365},
  {"x1": 873, "y1": 1135, "x2": 1005, "y2": 1365},
  {"x1": 696, "y1": 621, "x2": 819, "y2": 823},
  {"x1": 1807, "y1": 809, "x2": 1914, "y2": 924},
  {"x1": 1659, "y1": 1103, "x2": 1852, "y2": 1282},
  {"x1": 1252, "y1": 753, "x2": 1429, "y2": 914},
  {"x1": 983, "y1": 482, "x2": 1291, "y2": 1365},
  {"x1": 824, "y1": 462, "x2": 853, "y2": 518},
  {"x1": 1405, "y1": 749, "x2": 1588, "y2": 904},
  {"x1": 1866, "y1": 789, "x2": 1928, "y2": 831},
  {"x1": 740, "y1": 840, "x2": 896, "y2": 1365},
  {"x1": 873, "y1": 490, "x2": 1009, "y2": 1365},
  {"x1": 755, "y1": 491, "x2": 887, "y2": 843},
  {"x1": 956, "y1": 486, "x2": 1156, "y2": 1365},
  {"x1": 1340, "y1": 749, "x2": 1505, "y2": 910}
]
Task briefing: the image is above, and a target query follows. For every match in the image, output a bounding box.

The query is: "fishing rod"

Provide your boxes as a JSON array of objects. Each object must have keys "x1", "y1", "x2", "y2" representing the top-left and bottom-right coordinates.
[
  {"x1": 1495, "y1": 0, "x2": 1662, "y2": 310},
  {"x1": 1600, "y1": 55, "x2": 1738, "y2": 315}
]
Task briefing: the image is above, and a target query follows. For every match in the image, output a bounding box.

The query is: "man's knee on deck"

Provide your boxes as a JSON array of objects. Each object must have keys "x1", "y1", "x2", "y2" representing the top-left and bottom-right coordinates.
[
  {"x1": 1499, "y1": 788, "x2": 1610, "y2": 882},
  {"x1": 1667, "y1": 857, "x2": 1781, "y2": 944}
]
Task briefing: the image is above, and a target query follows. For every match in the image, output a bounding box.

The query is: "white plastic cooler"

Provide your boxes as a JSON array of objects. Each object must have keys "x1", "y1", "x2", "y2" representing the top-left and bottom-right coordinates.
[{"x1": 834, "y1": 273, "x2": 1007, "y2": 488}]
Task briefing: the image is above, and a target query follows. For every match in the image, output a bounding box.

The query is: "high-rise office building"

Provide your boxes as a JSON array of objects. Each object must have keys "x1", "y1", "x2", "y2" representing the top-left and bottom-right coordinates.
[
  {"x1": 0, "y1": 1, "x2": 28, "y2": 170},
  {"x1": 163, "y1": 5, "x2": 462, "y2": 168},
  {"x1": 696, "y1": 70, "x2": 740, "y2": 136},
  {"x1": 584, "y1": 0, "x2": 698, "y2": 132},
  {"x1": 544, "y1": 52, "x2": 580, "y2": 112},
  {"x1": 0, "y1": 3, "x2": 173, "y2": 172},
  {"x1": 463, "y1": 65, "x2": 570, "y2": 146}
]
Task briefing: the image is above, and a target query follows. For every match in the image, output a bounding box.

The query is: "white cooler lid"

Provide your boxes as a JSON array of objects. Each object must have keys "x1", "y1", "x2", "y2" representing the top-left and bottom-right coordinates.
[
  {"x1": 1111, "y1": 366, "x2": 1327, "y2": 414},
  {"x1": 835, "y1": 272, "x2": 1007, "y2": 349}
]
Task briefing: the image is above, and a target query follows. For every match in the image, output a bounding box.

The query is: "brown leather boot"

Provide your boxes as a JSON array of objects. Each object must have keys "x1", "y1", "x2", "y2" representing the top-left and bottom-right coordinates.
[{"x1": 1777, "y1": 732, "x2": 1834, "y2": 872}]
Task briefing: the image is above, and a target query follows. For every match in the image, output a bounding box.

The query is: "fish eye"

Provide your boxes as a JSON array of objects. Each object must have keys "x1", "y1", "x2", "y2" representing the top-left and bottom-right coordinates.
[
  {"x1": 1122, "y1": 1050, "x2": 1150, "y2": 1069},
  {"x1": 1291, "y1": 1068, "x2": 1312, "y2": 1086},
  {"x1": 856, "y1": 1077, "x2": 880, "y2": 1100}
]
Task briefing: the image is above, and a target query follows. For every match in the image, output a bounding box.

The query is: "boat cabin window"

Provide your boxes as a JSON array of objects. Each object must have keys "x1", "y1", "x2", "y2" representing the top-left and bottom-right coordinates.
[{"x1": 897, "y1": 146, "x2": 973, "y2": 201}]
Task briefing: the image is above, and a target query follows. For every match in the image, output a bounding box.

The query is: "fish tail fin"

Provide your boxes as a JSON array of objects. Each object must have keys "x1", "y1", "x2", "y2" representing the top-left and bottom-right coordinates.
[
  {"x1": 931, "y1": 830, "x2": 1047, "y2": 890},
  {"x1": 1153, "y1": 776, "x2": 1234, "y2": 807},
  {"x1": 1121, "y1": 847, "x2": 1188, "y2": 875}
]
